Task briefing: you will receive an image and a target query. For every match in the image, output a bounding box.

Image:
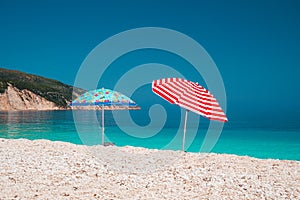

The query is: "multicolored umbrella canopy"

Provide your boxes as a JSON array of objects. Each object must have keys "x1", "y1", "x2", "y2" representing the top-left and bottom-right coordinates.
[
  {"x1": 70, "y1": 88, "x2": 139, "y2": 108},
  {"x1": 70, "y1": 88, "x2": 140, "y2": 145},
  {"x1": 152, "y1": 78, "x2": 227, "y2": 151}
]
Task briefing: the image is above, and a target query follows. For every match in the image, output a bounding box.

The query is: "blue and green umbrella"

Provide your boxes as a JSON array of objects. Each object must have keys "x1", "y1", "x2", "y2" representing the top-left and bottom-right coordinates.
[
  {"x1": 70, "y1": 88, "x2": 140, "y2": 145},
  {"x1": 70, "y1": 88, "x2": 139, "y2": 108}
]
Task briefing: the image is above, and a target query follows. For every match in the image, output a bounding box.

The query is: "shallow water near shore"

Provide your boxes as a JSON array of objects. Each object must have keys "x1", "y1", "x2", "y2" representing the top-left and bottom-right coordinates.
[{"x1": 0, "y1": 110, "x2": 299, "y2": 161}]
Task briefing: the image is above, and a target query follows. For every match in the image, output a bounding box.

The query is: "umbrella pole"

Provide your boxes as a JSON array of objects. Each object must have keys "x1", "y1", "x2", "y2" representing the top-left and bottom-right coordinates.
[
  {"x1": 102, "y1": 105, "x2": 105, "y2": 145},
  {"x1": 182, "y1": 109, "x2": 189, "y2": 151}
]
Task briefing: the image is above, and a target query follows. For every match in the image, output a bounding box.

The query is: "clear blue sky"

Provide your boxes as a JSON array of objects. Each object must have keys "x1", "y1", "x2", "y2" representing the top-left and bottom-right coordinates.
[{"x1": 0, "y1": 0, "x2": 299, "y2": 123}]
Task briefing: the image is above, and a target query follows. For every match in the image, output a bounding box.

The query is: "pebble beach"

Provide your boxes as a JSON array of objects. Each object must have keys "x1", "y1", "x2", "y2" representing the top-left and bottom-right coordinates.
[{"x1": 0, "y1": 139, "x2": 299, "y2": 199}]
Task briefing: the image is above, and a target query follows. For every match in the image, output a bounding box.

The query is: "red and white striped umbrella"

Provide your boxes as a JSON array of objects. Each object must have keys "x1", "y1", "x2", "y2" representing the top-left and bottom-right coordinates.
[{"x1": 152, "y1": 78, "x2": 228, "y2": 151}]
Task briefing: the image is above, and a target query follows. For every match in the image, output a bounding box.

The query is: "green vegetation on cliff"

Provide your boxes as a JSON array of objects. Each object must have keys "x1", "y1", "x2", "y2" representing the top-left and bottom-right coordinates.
[{"x1": 0, "y1": 68, "x2": 86, "y2": 107}]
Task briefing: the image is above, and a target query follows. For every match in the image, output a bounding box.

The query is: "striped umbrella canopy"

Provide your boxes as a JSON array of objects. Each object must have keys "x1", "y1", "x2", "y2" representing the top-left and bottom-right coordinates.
[
  {"x1": 70, "y1": 88, "x2": 140, "y2": 145},
  {"x1": 152, "y1": 78, "x2": 227, "y2": 151}
]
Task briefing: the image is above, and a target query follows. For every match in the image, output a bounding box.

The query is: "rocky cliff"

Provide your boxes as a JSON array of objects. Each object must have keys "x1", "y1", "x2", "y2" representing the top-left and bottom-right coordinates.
[
  {"x1": 0, "y1": 68, "x2": 86, "y2": 111},
  {"x1": 0, "y1": 83, "x2": 61, "y2": 111}
]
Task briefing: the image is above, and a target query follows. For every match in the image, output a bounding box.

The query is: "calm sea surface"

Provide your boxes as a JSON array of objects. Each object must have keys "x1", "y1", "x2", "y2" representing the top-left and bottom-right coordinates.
[{"x1": 0, "y1": 111, "x2": 299, "y2": 161}]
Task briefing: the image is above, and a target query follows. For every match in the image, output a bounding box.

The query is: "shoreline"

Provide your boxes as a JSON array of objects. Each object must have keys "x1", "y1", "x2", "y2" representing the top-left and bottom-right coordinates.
[
  {"x1": 0, "y1": 138, "x2": 299, "y2": 199},
  {"x1": 0, "y1": 106, "x2": 141, "y2": 112},
  {"x1": 0, "y1": 135, "x2": 298, "y2": 162}
]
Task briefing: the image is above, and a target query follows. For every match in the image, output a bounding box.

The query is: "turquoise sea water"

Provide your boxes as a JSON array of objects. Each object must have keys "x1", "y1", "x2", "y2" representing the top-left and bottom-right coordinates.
[{"x1": 0, "y1": 111, "x2": 299, "y2": 161}]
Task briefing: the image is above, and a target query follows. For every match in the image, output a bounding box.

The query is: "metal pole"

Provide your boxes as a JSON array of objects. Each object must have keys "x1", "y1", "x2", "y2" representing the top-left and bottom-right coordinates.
[
  {"x1": 182, "y1": 109, "x2": 188, "y2": 151},
  {"x1": 102, "y1": 105, "x2": 104, "y2": 145}
]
